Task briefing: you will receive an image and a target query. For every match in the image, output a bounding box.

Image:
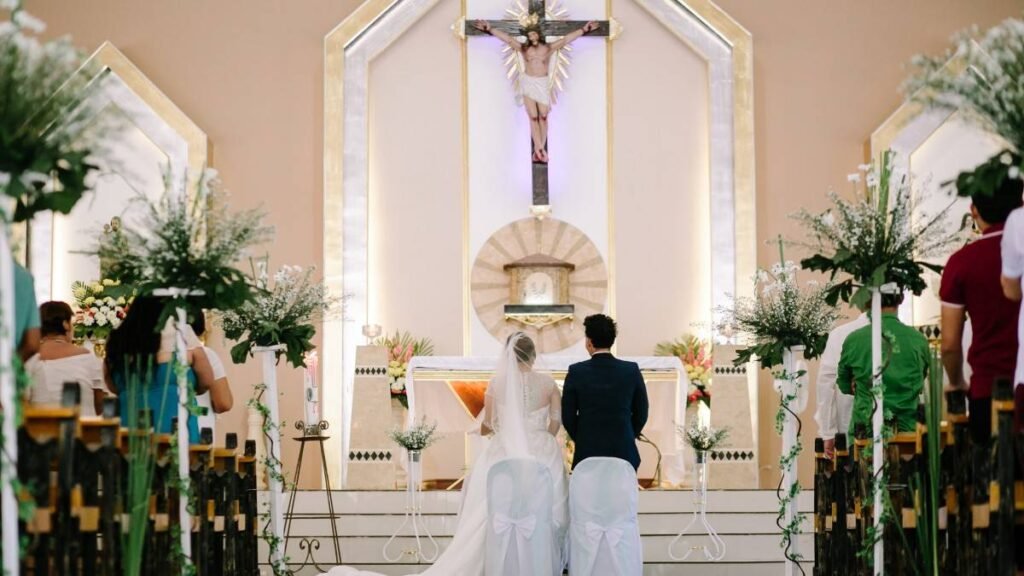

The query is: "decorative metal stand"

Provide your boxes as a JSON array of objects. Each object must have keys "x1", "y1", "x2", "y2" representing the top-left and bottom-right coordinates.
[
  {"x1": 282, "y1": 420, "x2": 343, "y2": 572},
  {"x1": 637, "y1": 434, "x2": 663, "y2": 489},
  {"x1": 383, "y1": 450, "x2": 439, "y2": 562},
  {"x1": 668, "y1": 451, "x2": 726, "y2": 561}
]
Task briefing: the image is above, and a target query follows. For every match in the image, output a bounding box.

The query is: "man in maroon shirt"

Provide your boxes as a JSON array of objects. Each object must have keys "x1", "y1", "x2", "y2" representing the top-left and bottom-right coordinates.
[{"x1": 941, "y1": 177, "x2": 1023, "y2": 444}]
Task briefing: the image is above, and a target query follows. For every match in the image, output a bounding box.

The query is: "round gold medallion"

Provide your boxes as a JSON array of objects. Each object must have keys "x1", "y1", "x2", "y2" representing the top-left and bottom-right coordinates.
[{"x1": 471, "y1": 218, "x2": 607, "y2": 353}]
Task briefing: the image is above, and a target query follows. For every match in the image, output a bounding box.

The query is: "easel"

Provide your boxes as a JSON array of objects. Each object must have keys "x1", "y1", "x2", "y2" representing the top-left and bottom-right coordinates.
[{"x1": 282, "y1": 420, "x2": 342, "y2": 572}]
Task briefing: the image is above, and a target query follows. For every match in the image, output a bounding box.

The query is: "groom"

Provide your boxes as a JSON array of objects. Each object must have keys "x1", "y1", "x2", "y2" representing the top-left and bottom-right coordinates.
[{"x1": 562, "y1": 314, "x2": 649, "y2": 470}]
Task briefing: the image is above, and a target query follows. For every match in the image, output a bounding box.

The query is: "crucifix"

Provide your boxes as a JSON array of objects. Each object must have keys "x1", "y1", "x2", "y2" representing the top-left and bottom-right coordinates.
[{"x1": 463, "y1": 1, "x2": 614, "y2": 211}]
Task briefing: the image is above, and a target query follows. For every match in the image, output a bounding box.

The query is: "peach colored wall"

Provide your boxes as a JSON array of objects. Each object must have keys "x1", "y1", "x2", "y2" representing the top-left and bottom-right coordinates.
[
  {"x1": 368, "y1": 0, "x2": 464, "y2": 356},
  {"x1": 611, "y1": 0, "x2": 712, "y2": 357},
  {"x1": 26, "y1": 0, "x2": 1024, "y2": 489}
]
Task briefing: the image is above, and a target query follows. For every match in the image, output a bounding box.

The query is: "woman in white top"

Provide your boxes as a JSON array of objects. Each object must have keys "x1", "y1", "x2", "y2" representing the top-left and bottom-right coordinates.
[{"x1": 24, "y1": 301, "x2": 108, "y2": 417}]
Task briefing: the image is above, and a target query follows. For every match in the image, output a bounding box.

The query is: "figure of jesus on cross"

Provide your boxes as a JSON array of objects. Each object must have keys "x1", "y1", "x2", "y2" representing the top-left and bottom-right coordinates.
[
  {"x1": 465, "y1": 1, "x2": 612, "y2": 208},
  {"x1": 473, "y1": 17, "x2": 598, "y2": 164}
]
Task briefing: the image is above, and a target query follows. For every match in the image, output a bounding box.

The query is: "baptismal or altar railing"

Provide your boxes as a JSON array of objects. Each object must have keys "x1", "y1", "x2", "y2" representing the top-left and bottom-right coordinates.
[
  {"x1": 13, "y1": 383, "x2": 259, "y2": 575},
  {"x1": 813, "y1": 382, "x2": 1021, "y2": 575}
]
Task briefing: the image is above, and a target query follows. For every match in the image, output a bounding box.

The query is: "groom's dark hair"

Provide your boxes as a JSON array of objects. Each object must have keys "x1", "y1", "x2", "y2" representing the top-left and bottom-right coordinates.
[{"x1": 584, "y1": 314, "x2": 617, "y2": 349}]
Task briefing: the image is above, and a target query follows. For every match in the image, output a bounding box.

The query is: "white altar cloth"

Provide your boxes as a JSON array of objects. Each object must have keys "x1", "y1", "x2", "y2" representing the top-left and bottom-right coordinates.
[{"x1": 403, "y1": 356, "x2": 687, "y2": 485}]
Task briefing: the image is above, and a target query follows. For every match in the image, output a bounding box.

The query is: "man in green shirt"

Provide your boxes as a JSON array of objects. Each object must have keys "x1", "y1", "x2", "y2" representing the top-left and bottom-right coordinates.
[
  {"x1": 836, "y1": 292, "x2": 930, "y2": 436},
  {"x1": 12, "y1": 258, "x2": 40, "y2": 362}
]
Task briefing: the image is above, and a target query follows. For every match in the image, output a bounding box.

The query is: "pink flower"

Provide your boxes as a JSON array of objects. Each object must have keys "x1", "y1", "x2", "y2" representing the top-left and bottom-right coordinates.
[{"x1": 403, "y1": 343, "x2": 415, "y2": 363}]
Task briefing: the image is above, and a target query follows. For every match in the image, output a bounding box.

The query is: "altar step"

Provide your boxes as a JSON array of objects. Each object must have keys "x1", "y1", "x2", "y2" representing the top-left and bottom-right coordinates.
[{"x1": 261, "y1": 489, "x2": 814, "y2": 575}]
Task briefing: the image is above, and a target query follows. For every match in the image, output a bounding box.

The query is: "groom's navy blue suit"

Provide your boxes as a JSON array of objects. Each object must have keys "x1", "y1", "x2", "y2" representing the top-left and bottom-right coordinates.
[{"x1": 562, "y1": 353, "x2": 649, "y2": 470}]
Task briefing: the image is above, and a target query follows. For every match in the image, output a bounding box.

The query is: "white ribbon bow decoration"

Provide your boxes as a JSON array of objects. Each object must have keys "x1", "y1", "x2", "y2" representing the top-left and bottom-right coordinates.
[
  {"x1": 585, "y1": 521, "x2": 624, "y2": 547},
  {"x1": 493, "y1": 513, "x2": 538, "y2": 571},
  {"x1": 581, "y1": 521, "x2": 627, "y2": 574}
]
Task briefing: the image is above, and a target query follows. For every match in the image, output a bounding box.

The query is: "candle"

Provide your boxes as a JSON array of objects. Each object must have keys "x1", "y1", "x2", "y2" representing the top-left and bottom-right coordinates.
[{"x1": 303, "y1": 351, "x2": 320, "y2": 426}]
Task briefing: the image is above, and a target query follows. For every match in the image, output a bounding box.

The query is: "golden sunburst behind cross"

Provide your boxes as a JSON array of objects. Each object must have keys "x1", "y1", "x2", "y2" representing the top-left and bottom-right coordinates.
[{"x1": 502, "y1": 0, "x2": 573, "y2": 102}]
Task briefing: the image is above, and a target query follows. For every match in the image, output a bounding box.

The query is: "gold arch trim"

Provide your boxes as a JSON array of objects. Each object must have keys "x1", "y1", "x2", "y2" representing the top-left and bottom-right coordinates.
[
  {"x1": 868, "y1": 43, "x2": 976, "y2": 159},
  {"x1": 85, "y1": 42, "x2": 211, "y2": 184}
]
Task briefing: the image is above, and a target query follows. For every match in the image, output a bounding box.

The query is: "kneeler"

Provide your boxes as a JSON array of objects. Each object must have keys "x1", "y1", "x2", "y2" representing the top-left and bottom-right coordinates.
[
  {"x1": 190, "y1": 427, "x2": 214, "y2": 575},
  {"x1": 20, "y1": 383, "x2": 81, "y2": 575},
  {"x1": 78, "y1": 398, "x2": 122, "y2": 576},
  {"x1": 237, "y1": 440, "x2": 259, "y2": 575}
]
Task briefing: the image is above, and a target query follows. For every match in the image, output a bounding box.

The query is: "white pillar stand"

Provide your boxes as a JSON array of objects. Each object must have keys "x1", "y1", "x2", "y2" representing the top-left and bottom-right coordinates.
[
  {"x1": 254, "y1": 345, "x2": 287, "y2": 568},
  {"x1": 0, "y1": 220, "x2": 19, "y2": 576},
  {"x1": 382, "y1": 450, "x2": 438, "y2": 563},
  {"x1": 152, "y1": 287, "x2": 205, "y2": 569},
  {"x1": 870, "y1": 288, "x2": 884, "y2": 576},
  {"x1": 778, "y1": 345, "x2": 808, "y2": 576},
  {"x1": 668, "y1": 451, "x2": 725, "y2": 561}
]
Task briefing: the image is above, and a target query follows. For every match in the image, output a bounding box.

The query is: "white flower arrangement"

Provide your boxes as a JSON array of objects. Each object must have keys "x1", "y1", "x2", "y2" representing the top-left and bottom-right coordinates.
[
  {"x1": 793, "y1": 154, "x2": 965, "y2": 309},
  {"x1": 905, "y1": 16, "x2": 1024, "y2": 154},
  {"x1": 680, "y1": 422, "x2": 729, "y2": 453},
  {"x1": 0, "y1": 1, "x2": 108, "y2": 223},
  {"x1": 905, "y1": 16, "x2": 1024, "y2": 199},
  {"x1": 221, "y1": 261, "x2": 341, "y2": 368},
  {"x1": 720, "y1": 254, "x2": 839, "y2": 369},
  {"x1": 94, "y1": 169, "x2": 273, "y2": 314},
  {"x1": 390, "y1": 418, "x2": 440, "y2": 452},
  {"x1": 71, "y1": 278, "x2": 135, "y2": 341}
]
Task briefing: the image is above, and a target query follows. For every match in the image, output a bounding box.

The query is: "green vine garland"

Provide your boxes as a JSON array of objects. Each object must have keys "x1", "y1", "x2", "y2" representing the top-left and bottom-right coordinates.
[
  {"x1": 857, "y1": 361, "x2": 893, "y2": 565},
  {"x1": 248, "y1": 382, "x2": 291, "y2": 575},
  {"x1": 772, "y1": 367, "x2": 806, "y2": 574}
]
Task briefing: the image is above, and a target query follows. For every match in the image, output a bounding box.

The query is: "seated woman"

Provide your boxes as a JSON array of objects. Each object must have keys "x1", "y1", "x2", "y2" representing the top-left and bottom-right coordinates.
[
  {"x1": 104, "y1": 296, "x2": 231, "y2": 442},
  {"x1": 24, "y1": 301, "x2": 108, "y2": 417}
]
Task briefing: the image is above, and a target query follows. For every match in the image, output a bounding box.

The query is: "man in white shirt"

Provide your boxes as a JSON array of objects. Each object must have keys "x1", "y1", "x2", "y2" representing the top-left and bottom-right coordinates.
[
  {"x1": 1001, "y1": 206, "x2": 1024, "y2": 431},
  {"x1": 814, "y1": 310, "x2": 869, "y2": 458}
]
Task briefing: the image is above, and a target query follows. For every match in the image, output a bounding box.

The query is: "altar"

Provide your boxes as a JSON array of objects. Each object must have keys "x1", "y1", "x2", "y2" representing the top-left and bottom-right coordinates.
[{"x1": 404, "y1": 355, "x2": 687, "y2": 486}]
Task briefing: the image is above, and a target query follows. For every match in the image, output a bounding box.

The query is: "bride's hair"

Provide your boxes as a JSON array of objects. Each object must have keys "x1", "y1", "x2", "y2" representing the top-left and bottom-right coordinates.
[{"x1": 507, "y1": 332, "x2": 536, "y2": 365}]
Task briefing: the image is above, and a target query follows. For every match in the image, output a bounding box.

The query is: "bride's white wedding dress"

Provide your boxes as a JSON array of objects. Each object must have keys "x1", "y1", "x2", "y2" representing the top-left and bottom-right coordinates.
[{"x1": 325, "y1": 341, "x2": 568, "y2": 576}]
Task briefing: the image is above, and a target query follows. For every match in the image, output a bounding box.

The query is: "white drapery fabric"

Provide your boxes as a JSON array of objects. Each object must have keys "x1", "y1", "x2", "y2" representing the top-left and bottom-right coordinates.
[
  {"x1": 568, "y1": 457, "x2": 643, "y2": 576},
  {"x1": 486, "y1": 458, "x2": 558, "y2": 576}
]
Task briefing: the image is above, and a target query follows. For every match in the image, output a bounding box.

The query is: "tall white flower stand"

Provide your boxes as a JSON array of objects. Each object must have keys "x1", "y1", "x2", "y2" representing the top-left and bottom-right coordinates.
[
  {"x1": 776, "y1": 345, "x2": 808, "y2": 576},
  {"x1": 668, "y1": 450, "x2": 725, "y2": 561},
  {"x1": 869, "y1": 288, "x2": 885, "y2": 576},
  {"x1": 152, "y1": 287, "x2": 205, "y2": 567},
  {"x1": 383, "y1": 449, "x2": 439, "y2": 562},
  {"x1": 254, "y1": 344, "x2": 287, "y2": 569},
  {"x1": 0, "y1": 218, "x2": 19, "y2": 575}
]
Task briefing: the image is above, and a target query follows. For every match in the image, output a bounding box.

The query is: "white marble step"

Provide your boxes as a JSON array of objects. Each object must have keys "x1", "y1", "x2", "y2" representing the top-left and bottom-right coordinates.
[
  {"x1": 284, "y1": 563, "x2": 805, "y2": 576},
  {"x1": 263, "y1": 534, "x2": 814, "y2": 565},
  {"x1": 283, "y1": 511, "x2": 812, "y2": 536},
  {"x1": 279, "y1": 489, "x2": 814, "y2": 515},
  {"x1": 261, "y1": 489, "x2": 817, "y2": 573}
]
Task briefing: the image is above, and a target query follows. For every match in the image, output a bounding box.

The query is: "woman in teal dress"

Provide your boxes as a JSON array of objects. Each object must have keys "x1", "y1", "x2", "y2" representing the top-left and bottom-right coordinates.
[{"x1": 104, "y1": 296, "x2": 228, "y2": 443}]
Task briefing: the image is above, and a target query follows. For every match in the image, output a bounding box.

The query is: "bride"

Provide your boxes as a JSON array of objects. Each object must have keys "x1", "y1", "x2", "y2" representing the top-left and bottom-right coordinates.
[{"x1": 327, "y1": 332, "x2": 568, "y2": 575}]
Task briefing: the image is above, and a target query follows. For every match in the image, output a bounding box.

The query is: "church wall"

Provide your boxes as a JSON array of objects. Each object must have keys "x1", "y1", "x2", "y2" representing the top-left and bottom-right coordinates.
[
  {"x1": 368, "y1": 0, "x2": 464, "y2": 357},
  {"x1": 25, "y1": 0, "x2": 1023, "y2": 489},
  {"x1": 610, "y1": 0, "x2": 712, "y2": 357}
]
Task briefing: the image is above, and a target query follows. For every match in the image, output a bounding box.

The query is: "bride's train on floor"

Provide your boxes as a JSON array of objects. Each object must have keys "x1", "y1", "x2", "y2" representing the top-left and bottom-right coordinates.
[{"x1": 325, "y1": 457, "x2": 642, "y2": 576}]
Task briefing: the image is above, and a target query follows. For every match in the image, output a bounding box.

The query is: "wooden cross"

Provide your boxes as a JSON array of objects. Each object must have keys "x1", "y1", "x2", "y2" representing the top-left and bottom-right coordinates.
[{"x1": 464, "y1": 0, "x2": 612, "y2": 210}]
